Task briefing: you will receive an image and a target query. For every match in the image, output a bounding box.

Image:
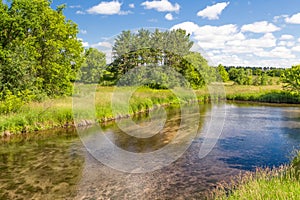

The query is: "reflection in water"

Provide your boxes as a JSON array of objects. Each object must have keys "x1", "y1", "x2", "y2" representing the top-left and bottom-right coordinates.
[{"x1": 0, "y1": 103, "x2": 300, "y2": 199}]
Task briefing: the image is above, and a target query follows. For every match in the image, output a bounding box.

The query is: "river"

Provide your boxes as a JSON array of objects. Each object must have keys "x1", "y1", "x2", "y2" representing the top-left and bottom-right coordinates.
[{"x1": 1, "y1": 103, "x2": 300, "y2": 199}]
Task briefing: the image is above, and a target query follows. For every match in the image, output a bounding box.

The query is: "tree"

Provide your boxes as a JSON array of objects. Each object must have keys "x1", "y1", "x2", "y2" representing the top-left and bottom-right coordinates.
[
  {"x1": 108, "y1": 29, "x2": 195, "y2": 87},
  {"x1": 217, "y1": 64, "x2": 229, "y2": 82},
  {"x1": 282, "y1": 65, "x2": 300, "y2": 93},
  {"x1": 0, "y1": 0, "x2": 83, "y2": 98},
  {"x1": 229, "y1": 68, "x2": 249, "y2": 85},
  {"x1": 80, "y1": 48, "x2": 106, "y2": 84}
]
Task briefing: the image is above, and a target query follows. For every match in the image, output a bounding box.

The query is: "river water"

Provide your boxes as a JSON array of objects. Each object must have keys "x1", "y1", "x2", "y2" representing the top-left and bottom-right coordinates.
[{"x1": 1, "y1": 103, "x2": 300, "y2": 199}]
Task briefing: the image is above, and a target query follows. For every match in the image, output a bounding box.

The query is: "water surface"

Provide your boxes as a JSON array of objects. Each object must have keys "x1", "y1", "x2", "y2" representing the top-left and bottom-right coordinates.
[{"x1": 0, "y1": 103, "x2": 300, "y2": 199}]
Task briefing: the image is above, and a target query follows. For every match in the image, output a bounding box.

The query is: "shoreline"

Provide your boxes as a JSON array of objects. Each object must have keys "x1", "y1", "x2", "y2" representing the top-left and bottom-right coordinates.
[{"x1": 1, "y1": 97, "x2": 299, "y2": 139}]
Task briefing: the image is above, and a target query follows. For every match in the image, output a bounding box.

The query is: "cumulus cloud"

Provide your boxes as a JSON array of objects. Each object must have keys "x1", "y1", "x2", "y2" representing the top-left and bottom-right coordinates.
[
  {"x1": 292, "y1": 46, "x2": 300, "y2": 52},
  {"x1": 165, "y1": 13, "x2": 174, "y2": 20},
  {"x1": 170, "y1": 21, "x2": 298, "y2": 66},
  {"x1": 141, "y1": 0, "x2": 180, "y2": 12},
  {"x1": 241, "y1": 21, "x2": 281, "y2": 33},
  {"x1": 285, "y1": 13, "x2": 300, "y2": 24},
  {"x1": 129, "y1": 3, "x2": 135, "y2": 8},
  {"x1": 171, "y1": 21, "x2": 200, "y2": 34},
  {"x1": 87, "y1": 1, "x2": 130, "y2": 15},
  {"x1": 197, "y1": 2, "x2": 230, "y2": 20},
  {"x1": 280, "y1": 34, "x2": 294, "y2": 40},
  {"x1": 255, "y1": 47, "x2": 295, "y2": 59}
]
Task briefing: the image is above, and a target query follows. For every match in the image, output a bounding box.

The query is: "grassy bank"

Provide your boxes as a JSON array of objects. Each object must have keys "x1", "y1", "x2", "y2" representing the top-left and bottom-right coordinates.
[
  {"x1": 225, "y1": 85, "x2": 300, "y2": 103},
  {"x1": 0, "y1": 86, "x2": 203, "y2": 135},
  {"x1": 0, "y1": 84, "x2": 298, "y2": 136},
  {"x1": 209, "y1": 152, "x2": 300, "y2": 200}
]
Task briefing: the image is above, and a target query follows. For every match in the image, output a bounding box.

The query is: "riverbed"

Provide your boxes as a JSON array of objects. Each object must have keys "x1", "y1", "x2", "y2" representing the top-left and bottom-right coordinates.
[{"x1": 1, "y1": 103, "x2": 299, "y2": 199}]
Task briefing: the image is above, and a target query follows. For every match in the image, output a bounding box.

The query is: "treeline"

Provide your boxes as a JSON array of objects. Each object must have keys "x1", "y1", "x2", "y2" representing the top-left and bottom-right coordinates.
[
  {"x1": 217, "y1": 65, "x2": 300, "y2": 93},
  {"x1": 81, "y1": 29, "x2": 217, "y2": 89}
]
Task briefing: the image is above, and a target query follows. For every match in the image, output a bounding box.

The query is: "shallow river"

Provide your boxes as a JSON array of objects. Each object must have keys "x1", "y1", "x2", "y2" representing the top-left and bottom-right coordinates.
[{"x1": 1, "y1": 103, "x2": 300, "y2": 199}]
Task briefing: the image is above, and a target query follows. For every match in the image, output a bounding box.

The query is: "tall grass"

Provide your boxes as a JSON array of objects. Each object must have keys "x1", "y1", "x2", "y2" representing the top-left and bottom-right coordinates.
[
  {"x1": 209, "y1": 152, "x2": 300, "y2": 200},
  {"x1": 0, "y1": 84, "x2": 298, "y2": 135}
]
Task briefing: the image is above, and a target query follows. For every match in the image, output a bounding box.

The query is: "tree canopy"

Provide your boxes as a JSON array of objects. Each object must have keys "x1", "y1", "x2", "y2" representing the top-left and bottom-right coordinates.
[
  {"x1": 0, "y1": 0, "x2": 83, "y2": 98},
  {"x1": 282, "y1": 65, "x2": 300, "y2": 93},
  {"x1": 106, "y1": 28, "x2": 213, "y2": 89}
]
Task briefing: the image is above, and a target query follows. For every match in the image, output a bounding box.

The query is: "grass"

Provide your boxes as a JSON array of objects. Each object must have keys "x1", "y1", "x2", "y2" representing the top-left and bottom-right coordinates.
[
  {"x1": 225, "y1": 84, "x2": 300, "y2": 103},
  {"x1": 0, "y1": 84, "x2": 298, "y2": 135},
  {"x1": 209, "y1": 152, "x2": 300, "y2": 200}
]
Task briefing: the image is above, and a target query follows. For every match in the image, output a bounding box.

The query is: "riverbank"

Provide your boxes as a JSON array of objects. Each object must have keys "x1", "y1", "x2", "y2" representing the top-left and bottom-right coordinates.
[
  {"x1": 209, "y1": 151, "x2": 300, "y2": 200},
  {"x1": 1, "y1": 84, "x2": 299, "y2": 136}
]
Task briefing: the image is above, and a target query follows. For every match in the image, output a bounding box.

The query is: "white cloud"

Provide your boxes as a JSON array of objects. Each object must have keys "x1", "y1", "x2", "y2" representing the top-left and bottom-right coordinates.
[
  {"x1": 91, "y1": 41, "x2": 113, "y2": 49},
  {"x1": 141, "y1": 0, "x2": 180, "y2": 12},
  {"x1": 171, "y1": 21, "x2": 200, "y2": 34},
  {"x1": 197, "y1": 2, "x2": 230, "y2": 20},
  {"x1": 70, "y1": 5, "x2": 81, "y2": 9},
  {"x1": 285, "y1": 13, "x2": 300, "y2": 24},
  {"x1": 76, "y1": 10, "x2": 85, "y2": 15},
  {"x1": 255, "y1": 47, "x2": 295, "y2": 59},
  {"x1": 80, "y1": 30, "x2": 87, "y2": 34},
  {"x1": 278, "y1": 41, "x2": 295, "y2": 47},
  {"x1": 298, "y1": 38, "x2": 300, "y2": 43},
  {"x1": 82, "y1": 42, "x2": 89, "y2": 47},
  {"x1": 280, "y1": 34, "x2": 294, "y2": 40},
  {"x1": 87, "y1": 1, "x2": 122, "y2": 15},
  {"x1": 165, "y1": 13, "x2": 173, "y2": 20},
  {"x1": 292, "y1": 46, "x2": 300, "y2": 52},
  {"x1": 273, "y1": 14, "x2": 288, "y2": 22},
  {"x1": 170, "y1": 21, "x2": 299, "y2": 67},
  {"x1": 239, "y1": 33, "x2": 277, "y2": 48},
  {"x1": 241, "y1": 21, "x2": 281, "y2": 33},
  {"x1": 129, "y1": 3, "x2": 135, "y2": 8}
]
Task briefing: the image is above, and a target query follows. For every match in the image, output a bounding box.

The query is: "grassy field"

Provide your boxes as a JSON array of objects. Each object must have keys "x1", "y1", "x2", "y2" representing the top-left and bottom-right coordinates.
[
  {"x1": 209, "y1": 152, "x2": 300, "y2": 200},
  {"x1": 0, "y1": 83, "x2": 297, "y2": 135}
]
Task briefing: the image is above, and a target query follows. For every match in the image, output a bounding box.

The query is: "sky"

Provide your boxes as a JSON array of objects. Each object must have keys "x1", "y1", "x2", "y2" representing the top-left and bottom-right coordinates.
[{"x1": 51, "y1": 0, "x2": 300, "y2": 67}]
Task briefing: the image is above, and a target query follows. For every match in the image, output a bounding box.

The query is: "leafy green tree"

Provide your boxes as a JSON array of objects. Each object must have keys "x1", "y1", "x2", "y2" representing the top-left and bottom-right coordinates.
[
  {"x1": 108, "y1": 29, "x2": 195, "y2": 86},
  {"x1": 80, "y1": 48, "x2": 106, "y2": 84},
  {"x1": 183, "y1": 52, "x2": 216, "y2": 88},
  {"x1": 0, "y1": 0, "x2": 83, "y2": 98},
  {"x1": 229, "y1": 68, "x2": 249, "y2": 85},
  {"x1": 282, "y1": 65, "x2": 300, "y2": 93},
  {"x1": 217, "y1": 64, "x2": 229, "y2": 82}
]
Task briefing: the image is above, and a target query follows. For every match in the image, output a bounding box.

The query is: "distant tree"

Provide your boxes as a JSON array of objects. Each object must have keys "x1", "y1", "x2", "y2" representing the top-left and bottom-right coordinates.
[
  {"x1": 217, "y1": 64, "x2": 229, "y2": 82},
  {"x1": 228, "y1": 68, "x2": 249, "y2": 85},
  {"x1": 80, "y1": 48, "x2": 106, "y2": 83},
  {"x1": 282, "y1": 65, "x2": 300, "y2": 93}
]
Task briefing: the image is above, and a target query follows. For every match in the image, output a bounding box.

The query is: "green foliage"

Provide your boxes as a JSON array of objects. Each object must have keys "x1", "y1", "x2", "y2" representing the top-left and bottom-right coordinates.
[
  {"x1": 217, "y1": 64, "x2": 229, "y2": 82},
  {"x1": 229, "y1": 68, "x2": 251, "y2": 85},
  {"x1": 108, "y1": 29, "x2": 208, "y2": 88},
  {"x1": 281, "y1": 65, "x2": 300, "y2": 94},
  {"x1": 108, "y1": 29, "x2": 216, "y2": 89},
  {"x1": 80, "y1": 48, "x2": 106, "y2": 83},
  {"x1": 183, "y1": 52, "x2": 216, "y2": 88},
  {"x1": 0, "y1": 0, "x2": 83, "y2": 98}
]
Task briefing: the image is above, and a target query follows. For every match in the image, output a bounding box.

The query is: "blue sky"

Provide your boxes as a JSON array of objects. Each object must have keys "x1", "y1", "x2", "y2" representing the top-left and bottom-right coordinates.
[{"x1": 51, "y1": 0, "x2": 300, "y2": 67}]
